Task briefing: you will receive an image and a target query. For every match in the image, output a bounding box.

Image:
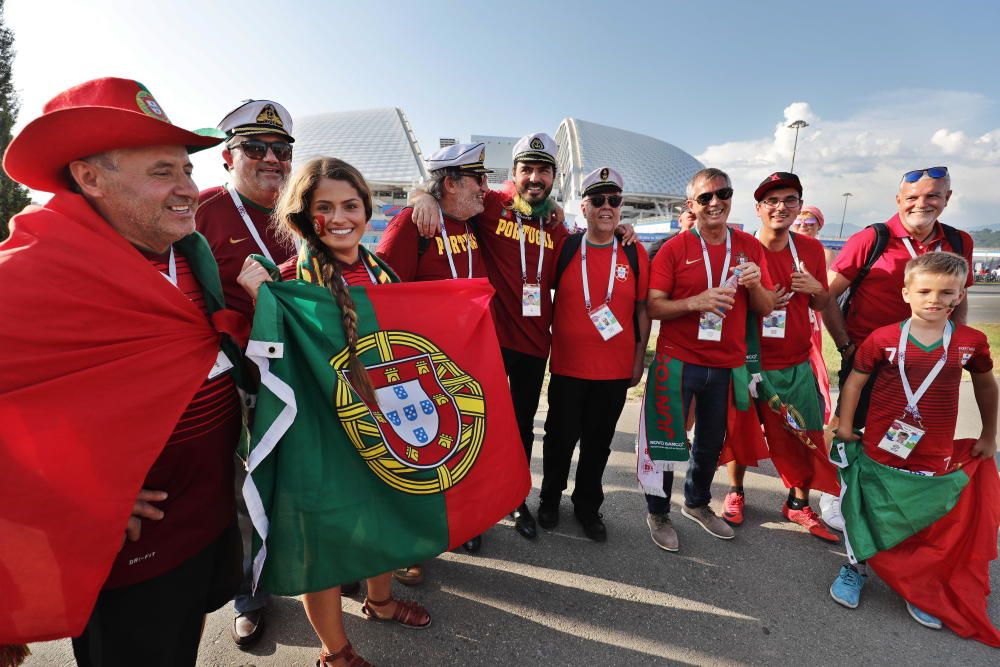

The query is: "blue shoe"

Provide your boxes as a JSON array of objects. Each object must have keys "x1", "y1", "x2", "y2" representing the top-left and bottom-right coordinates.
[
  {"x1": 830, "y1": 564, "x2": 866, "y2": 609},
  {"x1": 906, "y1": 601, "x2": 942, "y2": 630}
]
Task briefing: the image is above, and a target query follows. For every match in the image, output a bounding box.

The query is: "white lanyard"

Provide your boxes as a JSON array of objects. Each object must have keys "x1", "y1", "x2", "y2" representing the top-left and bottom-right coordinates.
[
  {"x1": 341, "y1": 258, "x2": 379, "y2": 287},
  {"x1": 516, "y1": 213, "x2": 545, "y2": 284},
  {"x1": 695, "y1": 227, "x2": 731, "y2": 289},
  {"x1": 226, "y1": 184, "x2": 273, "y2": 262},
  {"x1": 438, "y1": 205, "x2": 473, "y2": 279},
  {"x1": 160, "y1": 246, "x2": 177, "y2": 287},
  {"x1": 897, "y1": 318, "x2": 952, "y2": 421},
  {"x1": 581, "y1": 236, "x2": 618, "y2": 311},
  {"x1": 901, "y1": 236, "x2": 943, "y2": 259}
]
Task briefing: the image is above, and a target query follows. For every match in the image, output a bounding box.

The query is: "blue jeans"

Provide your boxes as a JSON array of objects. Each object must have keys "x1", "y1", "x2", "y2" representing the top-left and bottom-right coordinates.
[{"x1": 645, "y1": 363, "x2": 731, "y2": 514}]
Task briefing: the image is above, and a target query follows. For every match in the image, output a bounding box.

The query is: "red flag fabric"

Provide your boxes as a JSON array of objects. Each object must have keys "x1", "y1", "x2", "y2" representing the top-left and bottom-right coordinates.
[
  {"x1": 0, "y1": 194, "x2": 221, "y2": 643},
  {"x1": 719, "y1": 400, "x2": 769, "y2": 467},
  {"x1": 870, "y1": 439, "x2": 1000, "y2": 647}
]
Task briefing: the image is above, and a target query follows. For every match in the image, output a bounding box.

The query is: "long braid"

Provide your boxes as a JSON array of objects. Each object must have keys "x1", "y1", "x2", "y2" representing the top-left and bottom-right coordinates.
[{"x1": 309, "y1": 237, "x2": 377, "y2": 404}]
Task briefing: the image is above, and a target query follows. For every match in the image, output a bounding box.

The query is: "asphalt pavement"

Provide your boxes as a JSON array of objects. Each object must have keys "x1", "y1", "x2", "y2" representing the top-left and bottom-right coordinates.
[
  {"x1": 24, "y1": 382, "x2": 999, "y2": 666},
  {"x1": 967, "y1": 284, "x2": 1000, "y2": 324}
]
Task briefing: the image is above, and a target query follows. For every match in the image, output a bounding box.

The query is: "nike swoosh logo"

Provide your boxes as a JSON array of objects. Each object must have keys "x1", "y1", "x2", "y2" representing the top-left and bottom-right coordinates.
[
  {"x1": 229, "y1": 237, "x2": 248, "y2": 244},
  {"x1": 685, "y1": 258, "x2": 702, "y2": 264}
]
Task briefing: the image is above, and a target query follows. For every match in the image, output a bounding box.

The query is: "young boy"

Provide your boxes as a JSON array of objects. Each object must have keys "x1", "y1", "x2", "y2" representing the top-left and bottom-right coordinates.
[{"x1": 831, "y1": 252, "x2": 997, "y2": 629}]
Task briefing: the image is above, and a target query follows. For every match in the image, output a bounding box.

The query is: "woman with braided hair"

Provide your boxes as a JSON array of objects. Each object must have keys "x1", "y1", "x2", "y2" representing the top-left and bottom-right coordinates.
[{"x1": 238, "y1": 157, "x2": 431, "y2": 667}]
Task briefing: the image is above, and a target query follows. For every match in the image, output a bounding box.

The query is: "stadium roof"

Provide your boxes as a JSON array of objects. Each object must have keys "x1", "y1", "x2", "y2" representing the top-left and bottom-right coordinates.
[
  {"x1": 292, "y1": 108, "x2": 428, "y2": 187},
  {"x1": 555, "y1": 118, "x2": 704, "y2": 200}
]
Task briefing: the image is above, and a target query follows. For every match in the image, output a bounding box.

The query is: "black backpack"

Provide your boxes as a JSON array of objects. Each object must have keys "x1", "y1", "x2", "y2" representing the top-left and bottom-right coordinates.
[
  {"x1": 552, "y1": 232, "x2": 642, "y2": 340},
  {"x1": 837, "y1": 222, "x2": 964, "y2": 317}
]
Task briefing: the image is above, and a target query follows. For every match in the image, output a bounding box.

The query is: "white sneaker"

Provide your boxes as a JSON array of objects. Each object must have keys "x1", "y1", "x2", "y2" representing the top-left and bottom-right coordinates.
[{"x1": 819, "y1": 492, "x2": 845, "y2": 532}]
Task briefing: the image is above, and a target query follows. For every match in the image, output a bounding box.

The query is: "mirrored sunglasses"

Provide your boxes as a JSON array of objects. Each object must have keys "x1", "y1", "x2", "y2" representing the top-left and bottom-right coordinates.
[{"x1": 901, "y1": 166, "x2": 948, "y2": 183}]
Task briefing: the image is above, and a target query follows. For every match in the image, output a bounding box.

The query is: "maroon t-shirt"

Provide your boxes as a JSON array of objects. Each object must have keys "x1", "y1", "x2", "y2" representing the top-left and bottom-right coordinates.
[
  {"x1": 196, "y1": 186, "x2": 295, "y2": 321},
  {"x1": 106, "y1": 249, "x2": 242, "y2": 589},
  {"x1": 376, "y1": 207, "x2": 487, "y2": 281},
  {"x1": 278, "y1": 255, "x2": 376, "y2": 286},
  {"x1": 474, "y1": 187, "x2": 568, "y2": 358}
]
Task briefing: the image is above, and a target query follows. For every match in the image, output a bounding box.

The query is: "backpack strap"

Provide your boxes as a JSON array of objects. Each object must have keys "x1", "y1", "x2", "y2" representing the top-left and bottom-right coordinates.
[
  {"x1": 838, "y1": 223, "x2": 888, "y2": 317},
  {"x1": 940, "y1": 223, "x2": 964, "y2": 257},
  {"x1": 552, "y1": 232, "x2": 584, "y2": 291}
]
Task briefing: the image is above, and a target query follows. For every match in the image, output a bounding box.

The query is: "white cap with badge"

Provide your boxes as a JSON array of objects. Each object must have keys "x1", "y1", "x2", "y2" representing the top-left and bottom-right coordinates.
[
  {"x1": 425, "y1": 142, "x2": 492, "y2": 174},
  {"x1": 217, "y1": 99, "x2": 294, "y2": 142},
  {"x1": 581, "y1": 166, "x2": 623, "y2": 197},
  {"x1": 512, "y1": 132, "x2": 557, "y2": 165}
]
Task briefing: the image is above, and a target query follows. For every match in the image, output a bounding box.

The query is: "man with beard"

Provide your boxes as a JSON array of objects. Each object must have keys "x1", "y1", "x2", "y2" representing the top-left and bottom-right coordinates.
[{"x1": 195, "y1": 99, "x2": 297, "y2": 648}]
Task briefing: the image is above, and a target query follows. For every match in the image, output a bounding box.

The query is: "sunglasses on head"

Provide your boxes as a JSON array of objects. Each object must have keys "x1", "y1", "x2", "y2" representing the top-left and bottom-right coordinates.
[
  {"x1": 230, "y1": 139, "x2": 293, "y2": 162},
  {"x1": 694, "y1": 187, "x2": 734, "y2": 206},
  {"x1": 901, "y1": 166, "x2": 948, "y2": 183},
  {"x1": 587, "y1": 194, "x2": 623, "y2": 208}
]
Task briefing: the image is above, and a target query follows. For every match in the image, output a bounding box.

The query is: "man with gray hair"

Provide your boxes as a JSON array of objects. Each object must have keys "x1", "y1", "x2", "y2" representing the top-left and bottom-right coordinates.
[{"x1": 377, "y1": 142, "x2": 490, "y2": 281}]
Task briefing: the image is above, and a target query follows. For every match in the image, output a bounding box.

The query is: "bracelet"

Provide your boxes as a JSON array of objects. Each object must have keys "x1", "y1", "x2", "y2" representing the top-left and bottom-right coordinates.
[{"x1": 836, "y1": 342, "x2": 854, "y2": 354}]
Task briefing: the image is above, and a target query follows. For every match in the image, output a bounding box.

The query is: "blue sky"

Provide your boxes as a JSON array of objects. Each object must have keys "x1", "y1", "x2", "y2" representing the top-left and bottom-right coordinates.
[{"x1": 7, "y1": 0, "x2": 1000, "y2": 229}]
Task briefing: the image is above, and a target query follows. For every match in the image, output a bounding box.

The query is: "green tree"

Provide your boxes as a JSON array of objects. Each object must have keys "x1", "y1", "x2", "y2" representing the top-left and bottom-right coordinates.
[{"x1": 0, "y1": 0, "x2": 30, "y2": 241}]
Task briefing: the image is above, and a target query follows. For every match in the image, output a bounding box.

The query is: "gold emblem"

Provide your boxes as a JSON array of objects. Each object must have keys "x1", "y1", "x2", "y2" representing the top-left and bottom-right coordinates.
[
  {"x1": 256, "y1": 103, "x2": 284, "y2": 128},
  {"x1": 384, "y1": 367, "x2": 400, "y2": 382},
  {"x1": 600, "y1": 167, "x2": 609, "y2": 181},
  {"x1": 529, "y1": 137, "x2": 544, "y2": 150},
  {"x1": 439, "y1": 435, "x2": 454, "y2": 450},
  {"x1": 416, "y1": 360, "x2": 430, "y2": 375},
  {"x1": 479, "y1": 148, "x2": 486, "y2": 162}
]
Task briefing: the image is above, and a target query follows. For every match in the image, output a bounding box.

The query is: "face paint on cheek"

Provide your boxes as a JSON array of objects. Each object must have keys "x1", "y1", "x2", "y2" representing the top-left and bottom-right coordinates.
[{"x1": 314, "y1": 214, "x2": 326, "y2": 237}]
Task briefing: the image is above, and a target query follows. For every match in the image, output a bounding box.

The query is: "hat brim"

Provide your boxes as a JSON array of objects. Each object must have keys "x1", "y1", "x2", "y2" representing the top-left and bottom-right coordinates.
[
  {"x1": 513, "y1": 151, "x2": 557, "y2": 166},
  {"x1": 754, "y1": 177, "x2": 802, "y2": 202},
  {"x1": 3, "y1": 107, "x2": 225, "y2": 193},
  {"x1": 582, "y1": 184, "x2": 623, "y2": 197},
  {"x1": 228, "y1": 126, "x2": 295, "y2": 142}
]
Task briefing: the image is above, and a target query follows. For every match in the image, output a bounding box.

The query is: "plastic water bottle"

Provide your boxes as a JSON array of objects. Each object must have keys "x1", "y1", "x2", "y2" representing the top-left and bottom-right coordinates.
[{"x1": 722, "y1": 268, "x2": 742, "y2": 289}]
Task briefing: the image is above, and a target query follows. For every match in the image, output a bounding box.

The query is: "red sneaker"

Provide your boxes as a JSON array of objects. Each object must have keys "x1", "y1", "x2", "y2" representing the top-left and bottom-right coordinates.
[
  {"x1": 722, "y1": 492, "x2": 744, "y2": 525},
  {"x1": 782, "y1": 504, "x2": 839, "y2": 543}
]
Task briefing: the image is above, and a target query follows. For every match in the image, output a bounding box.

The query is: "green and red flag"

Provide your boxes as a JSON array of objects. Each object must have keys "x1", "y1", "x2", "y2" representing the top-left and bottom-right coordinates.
[
  {"x1": 0, "y1": 194, "x2": 245, "y2": 644},
  {"x1": 244, "y1": 276, "x2": 529, "y2": 595},
  {"x1": 834, "y1": 437, "x2": 1000, "y2": 647}
]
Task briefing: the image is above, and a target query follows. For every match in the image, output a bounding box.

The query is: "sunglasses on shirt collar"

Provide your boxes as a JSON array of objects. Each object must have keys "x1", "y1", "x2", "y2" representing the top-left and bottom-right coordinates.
[
  {"x1": 901, "y1": 166, "x2": 948, "y2": 183},
  {"x1": 228, "y1": 139, "x2": 293, "y2": 162}
]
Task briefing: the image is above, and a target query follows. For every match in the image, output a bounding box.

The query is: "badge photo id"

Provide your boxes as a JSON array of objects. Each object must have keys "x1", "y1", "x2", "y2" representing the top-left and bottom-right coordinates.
[
  {"x1": 589, "y1": 304, "x2": 623, "y2": 341},
  {"x1": 522, "y1": 283, "x2": 541, "y2": 317},
  {"x1": 698, "y1": 311, "x2": 723, "y2": 341},
  {"x1": 877, "y1": 419, "x2": 924, "y2": 460},
  {"x1": 761, "y1": 309, "x2": 787, "y2": 338}
]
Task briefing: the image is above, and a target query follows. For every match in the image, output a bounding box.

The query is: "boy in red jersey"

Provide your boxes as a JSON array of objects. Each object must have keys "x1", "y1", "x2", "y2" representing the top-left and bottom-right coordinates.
[{"x1": 831, "y1": 252, "x2": 997, "y2": 630}]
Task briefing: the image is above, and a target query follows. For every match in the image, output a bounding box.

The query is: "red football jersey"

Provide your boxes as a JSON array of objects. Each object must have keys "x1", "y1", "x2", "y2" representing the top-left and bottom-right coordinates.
[
  {"x1": 759, "y1": 232, "x2": 829, "y2": 370},
  {"x1": 854, "y1": 322, "x2": 992, "y2": 474},
  {"x1": 278, "y1": 255, "x2": 376, "y2": 286},
  {"x1": 376, "y1": 207, "x2": 487, "y2": 282},
  {"x1": 650, "y1": 228, "x2": 773, "y2": 368},
  {"x1": 550, "y1": 237, "x2": 650, "y2": 380}
]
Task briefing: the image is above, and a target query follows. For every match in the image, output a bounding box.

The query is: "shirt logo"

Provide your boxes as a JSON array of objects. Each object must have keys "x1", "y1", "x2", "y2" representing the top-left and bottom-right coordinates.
[
  {"x1": 615, "y1": 264, "x2": 629, "y2": 281},
  {"x1": 229, "y1": 237, "x2": 248, "y2": 244},
  {"x1": 685, "y1": 257, "x2": 702, "y2": 265}
]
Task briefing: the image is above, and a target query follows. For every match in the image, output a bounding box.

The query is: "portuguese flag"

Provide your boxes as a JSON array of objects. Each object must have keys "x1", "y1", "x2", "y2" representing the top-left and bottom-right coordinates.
[
  {"x1": 245, "y1": 276, "x2": 528, "y2": 595},
  {"x1": 834, "y1": 437, "x2": 1000, "y2": 647}
]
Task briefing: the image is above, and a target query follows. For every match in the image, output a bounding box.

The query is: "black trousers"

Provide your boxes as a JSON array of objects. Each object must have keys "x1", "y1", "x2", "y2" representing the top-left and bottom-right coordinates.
[
  {"x1": 540, "y1": 374, "x2": 629, "y2": 519},
  {"x1": 836, "y1": 347, "x2": 876, "y2": 429},
  {"x1": 500, "y1": 347, "x2": 548, "y2": 464}
]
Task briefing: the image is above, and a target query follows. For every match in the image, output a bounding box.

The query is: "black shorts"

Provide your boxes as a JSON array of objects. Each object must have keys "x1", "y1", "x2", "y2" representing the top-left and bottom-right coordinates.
[{"x1": 71, "y1": 520, "x2": 242, "y2": 667}]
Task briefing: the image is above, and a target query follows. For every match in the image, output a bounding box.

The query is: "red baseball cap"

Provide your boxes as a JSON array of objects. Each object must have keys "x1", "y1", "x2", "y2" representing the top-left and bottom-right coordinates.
[
  {"x1": 3, "y1": 77, "x2": 225, "y2": 193},
  {"x1": 753, "y1": 171, "x2": 803, "y2": 202}
]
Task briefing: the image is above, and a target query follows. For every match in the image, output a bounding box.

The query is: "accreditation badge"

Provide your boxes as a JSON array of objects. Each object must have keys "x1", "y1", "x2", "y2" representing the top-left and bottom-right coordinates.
[
  {"x1": 208, "y1": 350, "x2": 234, "y2": 380},
  {"x1": 697, "y1": 311, "x2": 723, "y2": 341},
  {"x1": 522, "y1": 283, "x2": 541, "y2": 317},
  {"x1": 761, "y1": 309, "x2": 787, "y2": 338},
  {"x1": 877, "y1": 418, "x2": 924, "y2": 460},
  {"x1": 589, "y1": 304, "x2": 623, "y2": 341}
]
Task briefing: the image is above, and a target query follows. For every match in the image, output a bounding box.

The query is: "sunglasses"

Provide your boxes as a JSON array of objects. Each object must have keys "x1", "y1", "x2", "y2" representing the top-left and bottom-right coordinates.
[
  {"x1": 463, "y1": 172, "x2": 488, "y2": 185},
  {"x1": 901, "y1": 166, "x2": 948, "y2": 183},
  {"x1": 694, "y1": 187, "x2": 734, "y2": 206},
  {"x1": 230, "y1": 139, "x2": 293, "y2": 162},
  {"x1": 587, "y1": 194, "x2": 623, "y2": 208}
]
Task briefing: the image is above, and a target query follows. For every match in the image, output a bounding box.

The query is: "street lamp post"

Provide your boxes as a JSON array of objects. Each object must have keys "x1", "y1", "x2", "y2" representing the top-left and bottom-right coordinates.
[
  {"x1": 838, "y1": 192, "x2": 853, "y2": 238},
  {"x1": 788, "y1": 119, "x2": 809, "y2": 173}
]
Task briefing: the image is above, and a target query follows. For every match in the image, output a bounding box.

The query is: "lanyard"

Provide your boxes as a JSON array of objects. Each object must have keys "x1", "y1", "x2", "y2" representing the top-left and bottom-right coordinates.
[
  {"x1": 753, "y1": 229, "x2": 800, "y2": 270},
  {"x1": 341, "y1": 258, "x2": 379, "y2": 287},
  {"x1": 160, "y1": 246, "x2": 177, "y2": 287},
  {"x1": 694, "y1": 227, "x2": 731, "y2": 289},
  {"x1": 897, "y1": 318, "x2": 952, "y2": 421},
  {"x1": 438, "y1": 205, "x2": 473, "y2": 279},
  {"x1": 581, "y1": 236, "x2": 618, "y2": 311},
  {"x1": 516, "y1": 213, "x2": 545, "y2": 284},
  {"x1": 226, "y1": 184, "x2": 274, "y2": 262},
  {"x1": 901, "y1": 236, "x2": 943, "y2": 259}
]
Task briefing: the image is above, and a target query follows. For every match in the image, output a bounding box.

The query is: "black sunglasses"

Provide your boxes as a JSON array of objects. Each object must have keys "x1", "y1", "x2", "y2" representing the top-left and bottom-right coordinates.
[
  {"x1": 901, "y1": 166, "x2": 948, "y2": 183},
  {"x1": 230, "y1": 139, "x2": 293, "y2": 162},
  {"x1": 694, "y1": 187, "x2": 734, "y2": 206},
  {"x1": 588, "y1": 194, "x2": 623, "y2": 208},
  {"x1": 463, "y1": 172, "x2": 488, "y2": 185}
]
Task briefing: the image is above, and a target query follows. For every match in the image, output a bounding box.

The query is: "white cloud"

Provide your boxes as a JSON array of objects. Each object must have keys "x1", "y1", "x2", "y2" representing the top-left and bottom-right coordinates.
[{"x1": 697, "y1": 91, "x2": 1000, "y2": 232}]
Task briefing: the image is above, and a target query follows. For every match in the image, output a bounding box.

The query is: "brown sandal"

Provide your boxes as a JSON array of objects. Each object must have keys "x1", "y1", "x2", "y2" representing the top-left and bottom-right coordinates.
[
  {"x1": 317, "y1": 643, "x2": 373, "y2": 667},
  {"x1": 361, "y1": 595, "x2": 432, "y2": 629}
]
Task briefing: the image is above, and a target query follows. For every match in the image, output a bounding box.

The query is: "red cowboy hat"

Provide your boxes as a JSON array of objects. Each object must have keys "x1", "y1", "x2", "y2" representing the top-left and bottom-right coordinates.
[{"x1": 3, "y1": 77, "x2": 225, "y2": 193}]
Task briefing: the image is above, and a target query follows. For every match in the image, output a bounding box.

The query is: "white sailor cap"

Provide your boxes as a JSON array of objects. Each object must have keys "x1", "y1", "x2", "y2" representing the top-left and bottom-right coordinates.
[
  {"x1": 425, "y1": 142, "x2": 492, "y2": 174},
  {"x1": 581, "y1": 166, "x2": 624, "y2": 197},
  {"x1": 217, "y1": 99, "x2": 294, "y2": 142},
  {"x1": 512, "y1": 132, "x2": 557, "y2": 165}
]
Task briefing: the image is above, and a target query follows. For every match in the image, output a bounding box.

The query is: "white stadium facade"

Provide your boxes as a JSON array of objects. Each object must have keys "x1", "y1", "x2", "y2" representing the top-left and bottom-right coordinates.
[{"x1": 291, "y1": 109, "x2": 704, "y2": 247}]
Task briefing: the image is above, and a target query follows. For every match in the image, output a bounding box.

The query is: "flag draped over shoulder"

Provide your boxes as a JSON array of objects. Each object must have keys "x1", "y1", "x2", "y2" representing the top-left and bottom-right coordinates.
[
  {"x1": 834, "y1": 437, "x2": 1000, "y2": 647},
  {"x1": 0, "y1": 194, "x2": 245, "y2": 644},
  {"x1": 244, "y1": 277, "x2": 528, "y2": 595}
]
